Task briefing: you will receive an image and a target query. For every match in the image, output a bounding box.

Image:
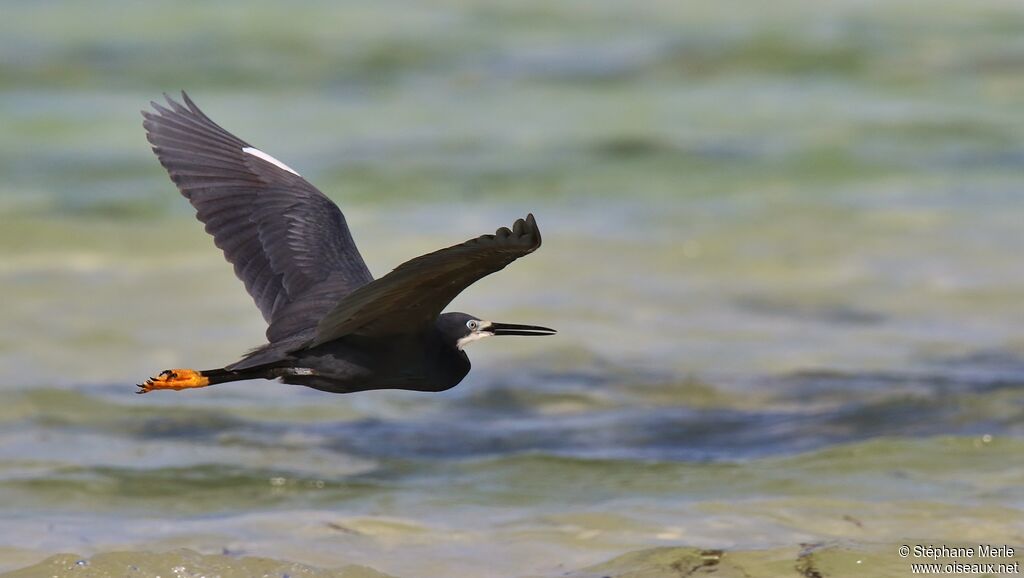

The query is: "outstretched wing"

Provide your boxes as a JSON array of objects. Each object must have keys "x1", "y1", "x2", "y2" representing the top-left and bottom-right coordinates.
[
  {"x1": 311, "y1": 214, "x2": 542, "y2": 345},
  {"x1": 142, "y1": 92, "x2": 374, "y2": 343}
]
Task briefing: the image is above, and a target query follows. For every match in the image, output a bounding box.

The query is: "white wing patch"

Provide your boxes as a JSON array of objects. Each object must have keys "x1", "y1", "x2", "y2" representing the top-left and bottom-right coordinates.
[{"x1": 242, "y1": 146, "x2": 301, "y2": 176}]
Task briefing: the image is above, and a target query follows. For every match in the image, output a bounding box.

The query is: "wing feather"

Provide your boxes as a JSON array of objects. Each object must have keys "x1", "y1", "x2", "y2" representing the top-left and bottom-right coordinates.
[
  {"x1": 143, "y1": 92, "x2": 375, "y2": 341},
  {"x1": 311, "y1": 214, "x2": 542, "y2": 345}
]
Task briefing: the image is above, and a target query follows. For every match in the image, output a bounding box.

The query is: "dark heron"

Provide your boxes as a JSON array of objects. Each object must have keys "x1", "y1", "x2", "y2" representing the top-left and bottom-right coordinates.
[{"x1": 137, "y1": 93, "x2": 555, "y2": 395}]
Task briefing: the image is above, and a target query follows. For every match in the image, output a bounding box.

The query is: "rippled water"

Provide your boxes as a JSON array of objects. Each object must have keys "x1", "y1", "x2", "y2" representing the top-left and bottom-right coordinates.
[{"x1": 3, "y1": 1, "x2": 1024, "y2": 576}]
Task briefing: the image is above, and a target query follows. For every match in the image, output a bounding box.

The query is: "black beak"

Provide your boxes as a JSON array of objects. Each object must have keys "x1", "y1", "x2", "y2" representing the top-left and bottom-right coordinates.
[{"x1": 489, "y1": 322, "x2": 557, "y2": 337}]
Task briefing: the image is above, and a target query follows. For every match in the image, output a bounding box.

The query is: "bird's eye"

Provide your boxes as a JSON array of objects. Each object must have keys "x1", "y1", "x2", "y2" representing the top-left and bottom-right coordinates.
[{"x1": 466, "y1": 320, "x2": 479, "y2": 331}]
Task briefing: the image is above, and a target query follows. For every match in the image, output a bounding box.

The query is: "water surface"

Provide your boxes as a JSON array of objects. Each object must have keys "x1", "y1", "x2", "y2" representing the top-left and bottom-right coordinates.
[{"x1": 2, "y1": 1, "x2": 1024, "y2": 576}]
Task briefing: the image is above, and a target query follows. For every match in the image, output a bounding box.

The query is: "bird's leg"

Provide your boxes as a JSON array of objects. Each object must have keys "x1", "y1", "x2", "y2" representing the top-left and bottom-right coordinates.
[{"x1": 137, "y1": 368, "x2": 210, "y2": 393}]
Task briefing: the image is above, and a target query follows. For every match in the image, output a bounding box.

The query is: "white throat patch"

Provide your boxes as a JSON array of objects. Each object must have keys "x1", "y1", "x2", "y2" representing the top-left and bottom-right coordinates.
[
  {"x1": 242, "y1": 146, "x2": 301, "y2": 176},
  {"x1": 456, "y1": 331, "x2": 493, "y2": 350}
]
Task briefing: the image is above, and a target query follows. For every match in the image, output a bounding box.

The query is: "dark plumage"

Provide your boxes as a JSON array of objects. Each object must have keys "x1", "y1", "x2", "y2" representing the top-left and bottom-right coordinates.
[{"x1": 138, "y1": 92, "x2": 554, "y2": 395}]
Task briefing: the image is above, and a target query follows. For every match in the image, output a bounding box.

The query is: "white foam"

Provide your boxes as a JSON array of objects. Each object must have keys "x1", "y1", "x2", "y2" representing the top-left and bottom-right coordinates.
[{"x1": 242, "y1": 146, "x2": 300, "y2": 176}]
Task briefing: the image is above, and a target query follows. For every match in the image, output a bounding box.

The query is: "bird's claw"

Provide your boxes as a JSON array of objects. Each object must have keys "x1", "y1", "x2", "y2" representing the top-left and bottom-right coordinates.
[{"x1": 137, "y1": 368, "x2": 209, "y2": 394}]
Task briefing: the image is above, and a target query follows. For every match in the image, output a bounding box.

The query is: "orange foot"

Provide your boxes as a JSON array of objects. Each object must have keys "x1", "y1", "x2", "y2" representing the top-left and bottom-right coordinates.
[{"x1": 137, "y1": 368, "x2": 210, "y2": 394}]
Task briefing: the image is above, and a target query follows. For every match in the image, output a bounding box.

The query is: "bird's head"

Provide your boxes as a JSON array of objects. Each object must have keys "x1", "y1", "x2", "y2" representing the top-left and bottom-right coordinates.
[{"x1": 437, "y1": 312, "x2": 556, "y2": 350}]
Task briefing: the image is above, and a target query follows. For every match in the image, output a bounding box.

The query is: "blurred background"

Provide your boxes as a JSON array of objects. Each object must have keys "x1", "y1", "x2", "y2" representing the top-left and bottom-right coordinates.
[{"x1": 2, "y1": 1, "x2": 1023, "y2": 576}]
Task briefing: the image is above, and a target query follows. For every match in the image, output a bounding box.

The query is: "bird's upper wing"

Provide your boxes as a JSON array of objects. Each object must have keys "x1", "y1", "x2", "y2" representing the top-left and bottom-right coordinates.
[
  {"x1": 142, "y1": 93, "x2": 374, "y2": 342},
  {"x1": 311, "y1": 214, "x2": 542, "y2": 345}
]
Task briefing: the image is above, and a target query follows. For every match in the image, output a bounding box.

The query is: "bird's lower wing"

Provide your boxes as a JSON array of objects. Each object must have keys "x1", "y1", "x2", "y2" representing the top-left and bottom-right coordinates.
[{"x1": 310, "y1": 214, "x2": 542, "y2": 345}]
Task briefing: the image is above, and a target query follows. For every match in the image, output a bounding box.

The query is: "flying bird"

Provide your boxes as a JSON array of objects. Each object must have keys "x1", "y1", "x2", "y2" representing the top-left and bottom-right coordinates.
[{"x1": 138, "y1": 93, "x2": 554, "y2": 394}]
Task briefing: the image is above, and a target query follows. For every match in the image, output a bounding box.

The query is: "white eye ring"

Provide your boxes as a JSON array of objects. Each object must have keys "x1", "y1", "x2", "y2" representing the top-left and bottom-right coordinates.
[{"x1": 466, "y1": 320, "x2": 480, "y2": 331}]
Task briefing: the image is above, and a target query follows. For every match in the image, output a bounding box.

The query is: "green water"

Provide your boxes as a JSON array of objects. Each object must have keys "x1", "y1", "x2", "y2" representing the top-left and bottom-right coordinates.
[{"x1": 3, "y1": 1, "x2": 1024, "y2": 576}]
